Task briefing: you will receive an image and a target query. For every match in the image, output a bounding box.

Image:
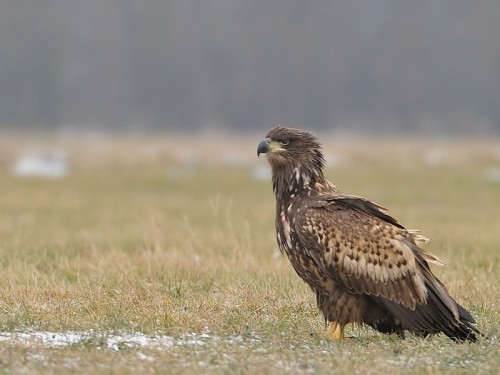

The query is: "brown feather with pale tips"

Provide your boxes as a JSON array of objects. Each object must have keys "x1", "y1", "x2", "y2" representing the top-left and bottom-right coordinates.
[{"x1": 257, "y1": 126, "x2": 480, "y2": 341}]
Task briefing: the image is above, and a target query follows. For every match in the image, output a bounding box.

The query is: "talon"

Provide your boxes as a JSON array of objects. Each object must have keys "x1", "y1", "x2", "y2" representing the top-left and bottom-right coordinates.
[{"x1": 325, "y1": 321, "x2": 345, "y2": 340}]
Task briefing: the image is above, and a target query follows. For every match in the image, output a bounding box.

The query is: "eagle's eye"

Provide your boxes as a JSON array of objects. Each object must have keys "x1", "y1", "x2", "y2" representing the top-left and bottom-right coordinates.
[{"x1": 279, "y1": 139, "x2": 290, "y2": 146}]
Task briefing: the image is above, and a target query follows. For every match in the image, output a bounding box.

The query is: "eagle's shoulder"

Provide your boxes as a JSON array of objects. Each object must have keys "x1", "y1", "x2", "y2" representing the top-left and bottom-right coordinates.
[{"x1": 305, "y1": 193, "x2": 404, "y2": 229}]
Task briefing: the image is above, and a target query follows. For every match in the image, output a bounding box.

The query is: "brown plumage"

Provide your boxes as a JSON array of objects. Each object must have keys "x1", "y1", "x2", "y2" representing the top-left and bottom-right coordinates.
[{"x1": 257, "y1": 126, "x2": 479, "y2": 342}]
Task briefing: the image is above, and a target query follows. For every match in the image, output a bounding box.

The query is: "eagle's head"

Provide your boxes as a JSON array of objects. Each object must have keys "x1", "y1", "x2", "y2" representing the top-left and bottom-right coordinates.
[{"x1": 257, "y1": 126, "x2": 325, "y2": 172}]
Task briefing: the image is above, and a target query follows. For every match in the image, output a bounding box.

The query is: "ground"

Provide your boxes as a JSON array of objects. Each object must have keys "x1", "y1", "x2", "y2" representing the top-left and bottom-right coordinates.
[{"x1": 0, "y1": 133, "x2": 498, "y2": 374}]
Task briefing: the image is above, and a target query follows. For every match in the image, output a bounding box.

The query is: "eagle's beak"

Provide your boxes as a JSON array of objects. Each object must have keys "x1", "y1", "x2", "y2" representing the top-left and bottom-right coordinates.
[
  {"x1": 257, "y1": 138, "x2": 270, "y2": 157},
  {"x1": 258, "y1": 138, "x2": 286, "y2": 157}
]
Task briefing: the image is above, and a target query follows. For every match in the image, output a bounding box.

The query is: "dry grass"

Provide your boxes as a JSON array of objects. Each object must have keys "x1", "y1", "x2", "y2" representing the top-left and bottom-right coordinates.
[{"x1": 0, "y1": 132, "x2": 498, "y2": 374}]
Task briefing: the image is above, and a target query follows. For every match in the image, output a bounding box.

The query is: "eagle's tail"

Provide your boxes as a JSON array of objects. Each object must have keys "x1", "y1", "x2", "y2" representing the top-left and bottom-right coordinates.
[
  {"x1": 379, "y1": 295, "x2": 480, "y2": 342},
  {"x1": 425, "y1": 272, "x2": 481, "y2": 342},
  {"x1": 452, "y1": 301, "x2": 480, "y2": 342},
  {"x1": 431, "y1": 298, "x2": 480, "y2": 342},
  {"x1": 376, "y1": 277, "x2": 481, "y2": 343},
  {"x1": 413, "y1": 256, "x2": 481, "y2": 342}
]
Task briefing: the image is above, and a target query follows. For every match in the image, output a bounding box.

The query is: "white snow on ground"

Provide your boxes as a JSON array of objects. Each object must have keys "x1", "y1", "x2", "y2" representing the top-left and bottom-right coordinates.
[
  {"x1": 0, "y1": 330, "x2": 261, "y2": 352},
  {"x1": 12, "y1": 149, "x2": 70, "y2": 178},
  {"x1": 484, "y1": 167, "x2": 500, "y2": 182}
]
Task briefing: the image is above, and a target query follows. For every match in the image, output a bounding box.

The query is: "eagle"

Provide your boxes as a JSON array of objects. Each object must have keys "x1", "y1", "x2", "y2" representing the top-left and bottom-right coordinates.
[{"x1": 257, "y1": 126, "x2": 479, "y2": 342}]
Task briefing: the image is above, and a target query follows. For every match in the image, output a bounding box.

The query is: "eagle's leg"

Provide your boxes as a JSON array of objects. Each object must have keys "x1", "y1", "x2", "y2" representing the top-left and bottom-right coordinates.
[{"x1": 325, "y1": 321, "x2": 345, "y2": 340}]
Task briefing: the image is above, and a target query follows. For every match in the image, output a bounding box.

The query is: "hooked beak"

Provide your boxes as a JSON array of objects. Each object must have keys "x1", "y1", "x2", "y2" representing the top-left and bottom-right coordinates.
[
  {"x1": 257, "y1": 138, "x2": 286, "y2": 157},
  {"x1": 257, "y1": 138, "x2": 270, "y2": 157}
]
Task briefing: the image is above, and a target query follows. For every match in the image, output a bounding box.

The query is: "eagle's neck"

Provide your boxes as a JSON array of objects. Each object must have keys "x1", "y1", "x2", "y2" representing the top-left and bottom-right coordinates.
[
  {"x1": 272, "y1": 163, "x2": 335, "y2": 259},
  {"x1": 272, "y1": 164, "x2": 327, "y2": 202}
]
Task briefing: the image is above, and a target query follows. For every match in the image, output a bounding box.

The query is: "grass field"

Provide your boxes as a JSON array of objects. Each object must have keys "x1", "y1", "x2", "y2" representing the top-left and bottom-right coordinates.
[{"x1": 0, "y1": 133, "x2": 499, "y2": 374}]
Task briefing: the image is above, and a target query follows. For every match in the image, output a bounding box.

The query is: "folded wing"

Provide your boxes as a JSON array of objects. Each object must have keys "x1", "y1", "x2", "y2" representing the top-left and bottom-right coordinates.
[{"x1": 296, "y1": 196, "x2": 478, "y2": 340}]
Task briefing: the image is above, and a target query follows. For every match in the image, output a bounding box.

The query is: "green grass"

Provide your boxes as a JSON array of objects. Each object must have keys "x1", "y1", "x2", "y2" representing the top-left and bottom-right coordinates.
[{"x1": 0, "y1": 134, "x2": 499, "y2": 374}]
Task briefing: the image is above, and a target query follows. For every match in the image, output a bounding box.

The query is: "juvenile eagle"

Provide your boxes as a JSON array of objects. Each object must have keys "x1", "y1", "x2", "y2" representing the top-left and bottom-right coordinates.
[{"x1": 257, "y1": 126, "x2": 479, "y2": 342}]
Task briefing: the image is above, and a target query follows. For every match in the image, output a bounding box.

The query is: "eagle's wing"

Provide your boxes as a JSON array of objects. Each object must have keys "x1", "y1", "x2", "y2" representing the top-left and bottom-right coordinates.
[
  {"x1": 296, "y1": 195, "x2": 479, "y2": 340},
  {"x1": 296, "y1": 195, "x2": 453, "y2": 311}
]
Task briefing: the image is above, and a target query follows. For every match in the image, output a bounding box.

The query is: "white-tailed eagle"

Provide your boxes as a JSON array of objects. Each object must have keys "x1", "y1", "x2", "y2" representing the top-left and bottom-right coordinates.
[{"x1": 257, "y1": 126, "x2": 479, "y2": 342}]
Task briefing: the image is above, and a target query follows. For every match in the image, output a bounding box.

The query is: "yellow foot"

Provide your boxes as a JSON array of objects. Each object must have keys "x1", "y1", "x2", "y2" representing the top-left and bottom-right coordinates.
[{"x1": 325, "y1": 321, "x2": 345, "y2": 340}]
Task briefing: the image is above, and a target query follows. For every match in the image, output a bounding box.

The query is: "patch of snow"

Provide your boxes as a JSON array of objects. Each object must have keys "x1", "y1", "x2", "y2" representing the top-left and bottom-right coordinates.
[
  {"x1": 12, "y1": 149, "x2": 70, "y2": 178},
  {"x1": 137, "y1": 352, "x2": 155, "y2": 362},
  {"x1": 0, "y1": 331, "x2": 174, "y2": 350},
  {"x1": 0, "y1": 330, "x2": 261, "y2": 352},
  {"x1": 484, "y1": 167, "x2": 500, "y2": 183},
  {"x1": 27, "y1": 353, "x2": 48, "y2": 361},
  {"x1": 177, "y1": 332, "x2": 211, "y2": 347}
]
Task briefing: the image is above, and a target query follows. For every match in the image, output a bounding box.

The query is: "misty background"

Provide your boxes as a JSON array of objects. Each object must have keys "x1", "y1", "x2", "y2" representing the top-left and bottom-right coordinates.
[{"x1": 1, "y1": 1, "x2": 500, "y2": 135}]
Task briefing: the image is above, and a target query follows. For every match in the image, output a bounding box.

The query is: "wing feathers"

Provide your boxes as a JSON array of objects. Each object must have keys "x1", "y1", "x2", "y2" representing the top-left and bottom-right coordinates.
[
  {"x1": 377, "y1": 283, "x2": 478, "y2": 341},
  {"x1": 332, "y1": 196, "x2": 405, "y2": 229},
  {"x1": 415, "y1": 248, "x2": 446, "y2": 266},
  {"x1": 298, "y1": 202, "x2": 428, "y2": 309},
  {"x1": 296, "y1": 195, "x2": 478, "y2": 341},
  {"x1": 355, "y1": 255, "x2": 366, "y2": 278}
]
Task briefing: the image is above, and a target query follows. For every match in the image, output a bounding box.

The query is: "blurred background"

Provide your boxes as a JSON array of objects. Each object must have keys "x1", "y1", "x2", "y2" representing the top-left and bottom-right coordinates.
[
  {"x1": 0, "y1": 5, "x2": 498, "y2": 366},
  {"x1": 1, "y1": 0, "x2": 500, "y2": 136}
]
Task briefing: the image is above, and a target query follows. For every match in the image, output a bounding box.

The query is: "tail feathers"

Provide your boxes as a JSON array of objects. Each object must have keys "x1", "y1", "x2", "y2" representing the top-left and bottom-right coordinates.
[
  {"x1": 454, "y1": 302, "x2": 481, "y2": 343},
  {"x1": 376, "y1": 287, "x2": 480, "y2": 342},
  {"x1": 456, "y1": 301, "x2": 476, "y2": 324},
  {"x1": 449, "y1": 317, "x2": 479, "y2": 343}
]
